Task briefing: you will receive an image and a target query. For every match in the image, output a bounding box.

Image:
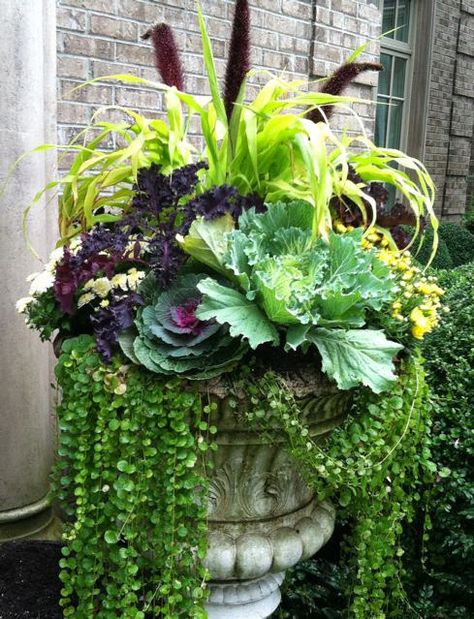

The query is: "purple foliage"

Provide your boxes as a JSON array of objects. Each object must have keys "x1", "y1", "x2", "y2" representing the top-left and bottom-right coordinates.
[
  {"x1": 332, "y1": 167, "x2": 420, "y2": 249},
  {"x1": 390, "y1": 226, "x2": 412, "y2": 250},
  {"x1": 53, "y1": 227, "x2": 134, "y2": 314},
  {"x1": 307, "y1": 62, "x2": 383, "y2": 124},
  {"x1": 54, "y1": 249, "x2": 78, "y2": 315},
  {"x1": 223, "y1": 0, "x2": 251, "y2": 120},
  {"x1": 126, "y1": 162, "x2": 206, "y2": 233},
  {"x1": 376, "y1": 202, "x2": 419, "y2": 229},
  {"x1": 142, "y1": 23, "x2": 184, "y2": 91},
  {"x1": 184, "y1": 185, "x2": 265, "y2": 221},
  {"x1": 121, "y1": 163, "x2": 262, "y2": 289},
  {"x1": 148, "y1": 232, "x2": 185, "y2": 289},
  {"x1": 91, "y1": 293, "x2": 144, "y2": 363},
  {"x1": 120, "y1": 163, "x2": 206, "y2": 288}
]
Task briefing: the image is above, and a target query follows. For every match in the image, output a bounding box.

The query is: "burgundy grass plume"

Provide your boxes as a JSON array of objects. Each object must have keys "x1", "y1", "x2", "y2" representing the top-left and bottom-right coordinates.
[
  {"x1": 307, "y1": 61, "x2": 383, "y2": 124},
  {"x1": 142, "y1": 23, "x2": 184, "y2": 91},
  {"x1": 223, "y1": 0, "x2": 251, "y2": 121}
]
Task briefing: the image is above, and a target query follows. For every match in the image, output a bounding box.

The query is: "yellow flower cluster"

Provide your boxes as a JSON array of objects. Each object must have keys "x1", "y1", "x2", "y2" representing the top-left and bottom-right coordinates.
[
  {"x1": 78, "y1": 268, "x2": 145, "y2": 308},
  {"x1": 375, "y1": 244, "x2": 445, "y2": 340},
  {"x1": 334, "y1": 222, "x2": 445, "y2": 340}
]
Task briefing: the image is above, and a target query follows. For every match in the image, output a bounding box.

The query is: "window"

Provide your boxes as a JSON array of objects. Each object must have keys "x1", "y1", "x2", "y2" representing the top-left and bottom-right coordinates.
[
  {"x1": 375, "y1": 0, "x2": 435, "y2": 160},
  {"x1": 375, "y1": 0, "x2": 414, "y2": 152},
  {"x1": 374, "y1": 1, "x2": 435, "y2": 204}
]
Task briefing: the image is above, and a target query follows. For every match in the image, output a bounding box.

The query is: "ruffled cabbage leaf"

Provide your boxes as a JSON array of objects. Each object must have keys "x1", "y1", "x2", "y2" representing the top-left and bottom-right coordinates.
[
  {"x1": 307, "y1": 327, "x2": 403, "y2": 393},
  {"x1": 196, "y1": 277, "x2": 279, "y2": 349},
  {"x1": 119, "y1": 273, "x2": 248, "y2": 379},
  {"x1": 225, "y1": 202, "x2": 397, "y2": 331},
  {"x1": 176, "y1": 214, "x2": 235, "y2": 278}
]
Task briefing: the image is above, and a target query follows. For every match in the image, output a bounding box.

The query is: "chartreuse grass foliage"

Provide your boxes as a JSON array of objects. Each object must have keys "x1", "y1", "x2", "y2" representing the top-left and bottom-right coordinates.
[
  {"x1": 20, "y1": 95, "x2": 192, "y2": 243},
  {"x1": 18, "y1": 2, "x2": 436, "y2": 257}
]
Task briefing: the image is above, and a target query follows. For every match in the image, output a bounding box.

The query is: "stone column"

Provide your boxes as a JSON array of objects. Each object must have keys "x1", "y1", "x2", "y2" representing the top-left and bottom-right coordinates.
[{"x1": 0, "y1": 0, "x2": 57, "y2": 540}]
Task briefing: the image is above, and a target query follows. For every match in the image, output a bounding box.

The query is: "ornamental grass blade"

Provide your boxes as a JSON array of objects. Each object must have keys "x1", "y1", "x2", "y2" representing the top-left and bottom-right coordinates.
[{"x1": 197, "y1": 1, "x2": 228, "y2": 126}]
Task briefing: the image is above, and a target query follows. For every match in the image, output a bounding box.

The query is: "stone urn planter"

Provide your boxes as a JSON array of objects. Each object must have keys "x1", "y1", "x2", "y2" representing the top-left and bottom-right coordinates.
[{"x1": 202, "y1": 368, "x2": 352, "y2": 619}]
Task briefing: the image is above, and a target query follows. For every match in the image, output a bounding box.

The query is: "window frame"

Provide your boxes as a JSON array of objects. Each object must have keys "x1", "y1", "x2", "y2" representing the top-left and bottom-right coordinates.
[
  {"x1": 375, "y1": 0, "x2": 436, "y2": 161},
  {"x1": 377, "y1": 0, "x2": 416, "y2": 154}
]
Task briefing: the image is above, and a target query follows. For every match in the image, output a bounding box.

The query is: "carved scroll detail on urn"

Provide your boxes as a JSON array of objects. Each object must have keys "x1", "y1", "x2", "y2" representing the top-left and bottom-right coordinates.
[{"x1": 207, "y1": 454, "x2": 311, "y2": 521}]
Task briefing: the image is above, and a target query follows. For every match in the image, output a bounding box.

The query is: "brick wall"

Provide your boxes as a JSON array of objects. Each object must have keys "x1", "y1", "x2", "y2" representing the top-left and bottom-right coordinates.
[
  {"x1": 424, "y1": 0, "x2": 474, "y2": 218},
  {"x1": 56, "y1": 0, "x2": 381, "y2": 166},
  {"x1": 311, "y1": 0, "x2": 381, "y2": 136},
  {"x1": 56, "y1": 0, "x2": 474, "y2": 218}
]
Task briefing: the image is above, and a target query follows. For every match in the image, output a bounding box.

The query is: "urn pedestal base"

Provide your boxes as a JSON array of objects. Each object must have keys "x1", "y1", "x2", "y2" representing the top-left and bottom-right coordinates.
[
  {"x1": 206, "y1": 573, "x2": 284, "y2": 619},
  {"x1": 204, "y1": 500, "x2": 336, "y2": 619},
  {"x1": 202, "y1": 369, "x2": 351, "y2": 618}
]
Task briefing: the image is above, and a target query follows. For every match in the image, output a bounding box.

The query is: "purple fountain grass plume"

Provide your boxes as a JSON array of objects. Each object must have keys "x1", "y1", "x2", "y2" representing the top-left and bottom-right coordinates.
[
  {"x1": 307, "y1": 61, "x2": 383, "y2": 124},
  {"x1": 223, "y1": 0, "x2": 251, "y2": 121},
  {"x1": 142, "y1": 23, "x2": 184, "y2": 90}
]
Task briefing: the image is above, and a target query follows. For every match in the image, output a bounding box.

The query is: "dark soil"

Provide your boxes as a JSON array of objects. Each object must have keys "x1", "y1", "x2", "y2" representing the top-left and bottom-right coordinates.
[{"x1": 0, "y1": 541, "x2": 62, "y2": 618}]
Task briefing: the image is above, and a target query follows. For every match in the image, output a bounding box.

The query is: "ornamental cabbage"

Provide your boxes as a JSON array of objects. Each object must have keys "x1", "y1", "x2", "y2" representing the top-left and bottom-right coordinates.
[
  {"x1": 119, "y1": 273, "x2": 248, "y2": 379},
  {"x1": 182, "y1": 201, "x2": 403, "y2": 392},
  {"x1": 228, "y1": 202, "x2": 397, "y2": 329}
]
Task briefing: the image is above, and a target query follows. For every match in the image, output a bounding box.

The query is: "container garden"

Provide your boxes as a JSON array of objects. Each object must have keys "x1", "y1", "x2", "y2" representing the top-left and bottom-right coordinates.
[{"x1": 16, "y1": 1, "x2": 444, "y2": 617}]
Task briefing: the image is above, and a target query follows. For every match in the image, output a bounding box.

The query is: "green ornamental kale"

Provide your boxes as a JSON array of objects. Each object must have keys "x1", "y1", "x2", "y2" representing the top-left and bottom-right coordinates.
[
  {"x1": 119, "y1": 273, "x2": 248, "y2": 379},
  {"x1": 183, "y1": 201, "x2": 403, "y2": 392}
]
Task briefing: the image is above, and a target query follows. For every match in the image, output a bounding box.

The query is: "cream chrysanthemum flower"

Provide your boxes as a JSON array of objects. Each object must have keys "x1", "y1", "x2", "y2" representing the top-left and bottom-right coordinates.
[
  {"x1": 45, "y1": 247, "x2": 65, "y2": 273},
  {"x1": 16, "y1": 297, "x2": 34, "y2": 313},
  {"x1": 77, "y1": 292, "x2": 95, "y2": 308},
  {"x1": 111, "y1": 273, "x2": 128, "y2": 291},
  {"x1": 92, "y1": 277, "x2": 112, "y2": 298},
  {"x1": 127, "y1": 268, "x2": 145, "y2": 290},
  {"x1": 28, "y1": 270, "x2": 55, "y2": 295}
]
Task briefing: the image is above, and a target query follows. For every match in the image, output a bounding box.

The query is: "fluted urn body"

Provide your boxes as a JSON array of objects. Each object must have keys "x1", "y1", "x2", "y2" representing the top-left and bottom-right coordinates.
[{"x1": 202, "y1": 367, "x2": 352, "y2": 619}]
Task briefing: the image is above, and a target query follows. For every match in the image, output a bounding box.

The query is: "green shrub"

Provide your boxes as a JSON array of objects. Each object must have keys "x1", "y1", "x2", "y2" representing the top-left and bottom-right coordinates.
[
  {"x1": 438, "y1": 222, "x2": 474, "y2": 267},
  {"x1": 462, "y1": 200, "x2": 474, "y2": 235},
  {"x1": 279, "y1": 262, "x2": 474, "y2": 618},
  {"x1": 406, "y1": 262, "x2": 474, "y2": 617},
  {"x1": 411, "y1": 222, "x2": 474, "y2": 270}
]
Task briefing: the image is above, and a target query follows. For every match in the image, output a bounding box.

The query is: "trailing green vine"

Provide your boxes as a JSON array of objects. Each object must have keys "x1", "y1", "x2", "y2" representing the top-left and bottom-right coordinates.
[
  {"x1": 53, "y1": 335, "x2": 213, "y2": 618},
  {"x1": 243, "y1": 356, "x2": 433, "y2": 619}
]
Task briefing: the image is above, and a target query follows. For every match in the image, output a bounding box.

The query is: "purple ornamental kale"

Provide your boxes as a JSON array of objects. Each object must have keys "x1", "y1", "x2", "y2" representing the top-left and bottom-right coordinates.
[
  {"x1": 117, "y1": 162, "x2": 207, "y2": 289},
  {"x1": 170, "y1": 298, "x2": 203, "y2": 336},
  {"x1": 124, "y1": 162, "x2": 207, "y2": 234},
  {"x1": 91, "y1": 293, "x2": 144, "y2": 363},
  {"x1": 147, "y1": 230, "x2": 185, "y2": 289},
  {"x1": 184, "y1": 185, "x2": 265, "y2": 222},
  {"x1": 120, "y1": 162, "x2": 264, "y2": 290}
]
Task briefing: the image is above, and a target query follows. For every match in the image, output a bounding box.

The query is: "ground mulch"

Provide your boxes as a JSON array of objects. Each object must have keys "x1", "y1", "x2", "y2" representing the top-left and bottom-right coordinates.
[{"x1": 0, "y1": 541, "x2": 62, "y2": 618}]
